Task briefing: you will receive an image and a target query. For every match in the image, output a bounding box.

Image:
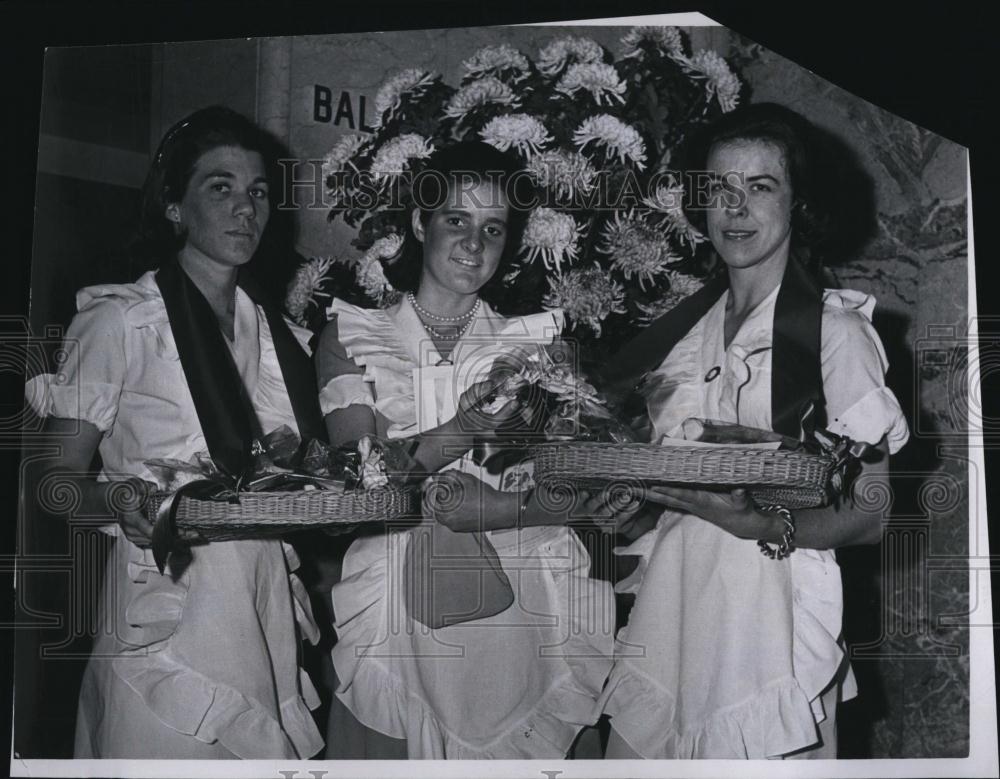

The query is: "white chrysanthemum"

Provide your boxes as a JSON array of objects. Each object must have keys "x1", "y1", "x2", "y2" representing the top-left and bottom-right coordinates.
[
  {"x1": 684, "y1": 50, "x2": 740, "y2": 113},
  {"x1": 369, "y1": 134, "x2": 434, "y2": 182},
  {"x1": 373, "y1": 68, "x2": 437, "y2": 127},
  {"x1": 368, "y1": 233, "x2": 405, "y2": 262},
  {"x1": 322, "y1": 133, "x2": 367, "y2": 184},
  {"x1": 480, "y1": 114, "x2": 553, "y2": 156},
  {"x1": 636, "y1": 270, "x2": 705, "y2": 323},
  {"x1": 537, "y1": 35, "x2": 604, "y2": 77},
  {"x1": 542, "y1": 264, "x2": 626, "y2": 337},
  {"x1": 597, "y1": 211, "x2": 678, "y2": 290},
  {"x1": 285, "y1": 257, "x2": 334, "y2": 325},
  {"x1": 573, "y1": 114, "x2": 647, "y2": 170},
  {"x1": 525, "y1": 149, "x2": 597, "y2": 200},
  {"x1": 643, "y1": 182, "x2": 706, "y2": 247},
  {"x1": 443, "y1": 77, "x2": 520, "y2": 121},
  {"x1": 521, "y1": 208, "x2": 585, "y2": 273},
  {"x1": 462, "y1": 44, "x2": 530, "y2": 82},
  {"x1": 555, "y1": 63, "x2": 626, "y2": 106},
  {"x1": 354, "y1": 234, "x2": 404, "y2": 306},
  {"x1": 620, "y1": 26, "x2": 685, "y2": 60}
]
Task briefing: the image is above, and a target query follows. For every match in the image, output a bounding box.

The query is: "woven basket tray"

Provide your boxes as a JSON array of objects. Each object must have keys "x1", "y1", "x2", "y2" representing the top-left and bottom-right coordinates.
[
  {"x1": 531, "y1": 441, "x2": 836, "y2": 509},
  {"x1": 145, "y1": 485, "x2": 419, "y2": 542}
]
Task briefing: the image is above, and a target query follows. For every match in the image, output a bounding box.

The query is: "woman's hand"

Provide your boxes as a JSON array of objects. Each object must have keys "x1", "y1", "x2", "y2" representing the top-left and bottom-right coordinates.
[
  {"x1": 109, "y1": 477, "x2": 158, "y2": 547},
  {"x1": 452, "y1": 377, "x2": 523, "y2": 437},
  {"x1": 613, "y1": 500, "x2": 664, "y2": 540},
  {"x1": 522, "y1": 481, "x2": 645, "y2": 530},
  {"x1": 640, "y1": 485, "x2": 779, "y2": 541},
  {"x1": 422, "y1": 470, "x2": 506, "y2": 533}
]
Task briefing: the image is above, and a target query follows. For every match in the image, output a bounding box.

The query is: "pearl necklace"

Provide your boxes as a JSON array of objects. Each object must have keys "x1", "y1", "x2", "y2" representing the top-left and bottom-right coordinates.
[{"x1": 407, "y1": 291, "x2": 480, "y2": 323}]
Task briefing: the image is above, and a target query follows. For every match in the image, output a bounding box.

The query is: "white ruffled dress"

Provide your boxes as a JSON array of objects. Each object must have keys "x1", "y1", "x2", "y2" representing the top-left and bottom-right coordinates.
[
  {"x1": 321, "y1": 297, "x2": 614, "y2": 759},
  {"x1": 25, "y1": 271, "x2": 324, "y2": 759},
  {"x1": 599, "y1": 286, "x2": 910, "y2": 759}
]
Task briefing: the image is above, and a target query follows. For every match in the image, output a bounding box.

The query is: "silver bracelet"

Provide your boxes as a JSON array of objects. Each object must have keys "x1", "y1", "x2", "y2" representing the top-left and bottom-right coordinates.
[{"x1": 756, "y1": 504, "x2": 796, "y2": 560}]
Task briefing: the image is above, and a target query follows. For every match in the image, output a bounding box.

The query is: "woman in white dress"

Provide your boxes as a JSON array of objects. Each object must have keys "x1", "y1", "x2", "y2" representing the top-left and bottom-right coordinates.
[
  {"x1": 28, "y1": 107, "x2": 325, "y2": 758},
  {"x1": 598, "y1": 103, "x2": 910, "y2": 759},
  {"x1": 318, "y1": 142, "x2": 629, "y2": 758}
]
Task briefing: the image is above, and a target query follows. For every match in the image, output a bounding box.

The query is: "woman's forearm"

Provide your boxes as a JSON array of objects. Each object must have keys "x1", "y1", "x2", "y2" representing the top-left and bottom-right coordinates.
[
  {"x1": 448, "y1": 485, "x2": 573, "y2": 532},
  {"x1": 410, "y1": 417, "x2": 476, "y2": 474},
  {"x1": 41, "y1": 469, "x2": 120, "y2": 520},
  {"x1": 742, "y1": 448, "x2": 890, "y2": 550},
  {"x1": 748, "y1": 499, "x2": 884, "y2": 550}
]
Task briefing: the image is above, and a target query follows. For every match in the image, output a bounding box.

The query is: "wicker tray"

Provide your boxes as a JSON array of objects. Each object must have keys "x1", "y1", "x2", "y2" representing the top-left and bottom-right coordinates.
[
  {"x1": 145, "y1": 485, "x2": 419, "y2": 542},
  {"x1": 531, "y1": 441, "x2": 836, "y2": 509}
]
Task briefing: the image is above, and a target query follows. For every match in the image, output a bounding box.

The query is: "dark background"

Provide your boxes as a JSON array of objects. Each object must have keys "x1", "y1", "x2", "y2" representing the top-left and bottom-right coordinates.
[{"x1": 1, "y1": 0, "x2": 995, "y2": 765}]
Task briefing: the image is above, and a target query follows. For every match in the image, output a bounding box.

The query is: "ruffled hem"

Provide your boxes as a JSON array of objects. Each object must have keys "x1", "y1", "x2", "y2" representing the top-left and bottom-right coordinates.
[
  {"x1": 611, "y1": 519, "x2": 849, "y2": 733},
  {"x1": 788, "y1": 547, "x2": 850, "y2": 716},
  {"x1": 117, "y1": 537, "x2": 322, "y2": 758},
  {"x1": 281, "y1": 541, "x2": 321, "y2": 647},
  {"x1": 113, "y1": 649, "x2": 323, "y2": 759},
  {"x1": 601, "y1": 661, "x2": 819, "y2": 759},
  {"x1": 332, "y1": 526, "x2": 612, "y2": 758},
  {"x1": 336, "y1": 662, "x2": 604, "y2": 759}
]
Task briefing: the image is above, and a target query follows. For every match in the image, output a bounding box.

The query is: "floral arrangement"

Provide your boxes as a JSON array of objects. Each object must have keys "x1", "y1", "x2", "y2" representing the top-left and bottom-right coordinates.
[
  {"x1": 286, "y1": 27, "x2": 747, "y2": 363},
  {"x1": 144, "y1": 426, "x2": 416, "y2": 495}
]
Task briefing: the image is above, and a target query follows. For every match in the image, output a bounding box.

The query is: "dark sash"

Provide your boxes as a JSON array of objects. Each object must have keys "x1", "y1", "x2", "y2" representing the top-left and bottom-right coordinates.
[
  {"x1": 155, "y1": 260, "x2": 326, "y2": 479},
  {"x1": 600, "y1": 259, "x2": 825, "y2": 439}
]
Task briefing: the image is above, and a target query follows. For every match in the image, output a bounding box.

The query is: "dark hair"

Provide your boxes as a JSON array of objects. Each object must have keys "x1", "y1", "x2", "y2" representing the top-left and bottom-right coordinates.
[
  {"x1": 384, "y1": 141, "x2": 534, "y2": 303},
  {"x1": 132, "y1": 105, "x2": 283, "y2": 267},
  {"x1": 684, "y1": 102, "x2": 840, "y2": 269}
]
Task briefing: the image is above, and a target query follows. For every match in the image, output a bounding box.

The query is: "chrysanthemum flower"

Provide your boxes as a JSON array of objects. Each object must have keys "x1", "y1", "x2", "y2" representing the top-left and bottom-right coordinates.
[
  {"x1": 353, "y1": 234, "x2": 404, "y2": 306},
  {"x1": 525, "y1": 149, "x2": 597, "y2": 200},
  {"x1": 635, "y1": 270, "x2": 705, "y2": 323},
  {"x1": 542, "y1": 264, "x2": 626, "y2": 337},
  {"x1": 597, "y1": 211, "x2": 678, "y2": 290},
  {"x1": 620, "y1": 26, "x2": 685, "y2": 60},
  {"x1": 573, "y1": 114, "x2": 647, "y2": 170},
  {"x1": 372, "y1": 69, "x2": 437, "y2": 127},
  {"x1": 443, "y1": 77, "x2": 520, "y2": 121},
  {"x1": 462, "y1": 44, "x2": 530, "y2": 83},
  {"x1": 369, "y1": 134, "x2": 434, "y2": 182},
  {"x1": 537, "y1": 36, "x2": 604, "y2": 77},
  {"x1": 480, "y1": 114, "x2": 553, "y2": 156},
  {"x1": 322, "y1": 133, "x2": 368, "y2": 190},
  {"x1": 643, "y1": 182, "x2": 706, "y2": 247},
  {"x1": 285, "y1": 257, "x2": 334, "y2": 325},
  {"x1": 554, "y1": 63, "x2": 627, "y2": 106},
  {"x1": 684, "y1": 50, "x2": 740, "y2": 113},
  {"x1": 520, "y1": 208, "x2": 585, "y2": 273}
]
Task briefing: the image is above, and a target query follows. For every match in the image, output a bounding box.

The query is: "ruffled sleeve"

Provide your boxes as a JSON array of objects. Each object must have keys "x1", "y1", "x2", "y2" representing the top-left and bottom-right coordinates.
[
  {"x1": 25, "y1": 283, "x2": 143, "y2": 433},
  {"x1": 325, "y1": 299, "x2": 411, "y2": 378},
  {"x1": 323, "y1": 299, "x2": 417, "y2": 435},
  {"x1": 315, "y1": 303, "x2": 379, "y2": 417},
  {"x1": 821, "y1": 289, "x2": 909, "y2": 453}
]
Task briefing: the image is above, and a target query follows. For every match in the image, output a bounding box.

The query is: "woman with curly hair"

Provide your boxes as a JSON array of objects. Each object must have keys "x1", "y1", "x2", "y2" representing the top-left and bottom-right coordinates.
[{"x1": 598, "y1": 103, "x2": 909, "y2": 759}]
